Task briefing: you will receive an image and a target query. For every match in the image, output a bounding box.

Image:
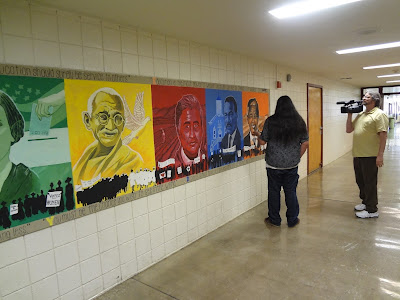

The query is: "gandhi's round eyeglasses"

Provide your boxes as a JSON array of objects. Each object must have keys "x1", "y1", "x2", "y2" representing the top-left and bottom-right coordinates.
[{"x1": 95, "y1": 112, "x2": 125, "y2": 126}]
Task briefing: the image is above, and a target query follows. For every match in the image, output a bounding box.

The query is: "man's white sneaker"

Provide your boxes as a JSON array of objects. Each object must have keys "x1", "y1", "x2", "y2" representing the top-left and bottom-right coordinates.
[
  {"x1": 354, "y1": 204, "x2": 366, "y2": 211},
  {"x1": 355, "y1": 210, "x2": 379, "y2": 218}
]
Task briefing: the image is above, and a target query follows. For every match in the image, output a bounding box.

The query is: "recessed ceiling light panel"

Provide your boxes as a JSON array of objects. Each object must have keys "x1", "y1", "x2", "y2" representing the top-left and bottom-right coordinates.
[
  {"x1": 364, "y1": 63, "x2": 400, "y2": 70},
  {"x1": 377, "y1": 74, "x2": 400, "y2": 78},
  {"x1": 337, "y1": 41, "x2": 400, "y2": 54},
  {"x1": 268, "y1": 0, "x2": 363, "y2": 19}
]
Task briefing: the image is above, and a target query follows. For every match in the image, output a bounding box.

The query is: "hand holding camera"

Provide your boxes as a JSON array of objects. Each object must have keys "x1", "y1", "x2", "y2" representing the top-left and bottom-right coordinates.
[{"x1": 336, "y1": 100, "x2": 363, "y2": 114}]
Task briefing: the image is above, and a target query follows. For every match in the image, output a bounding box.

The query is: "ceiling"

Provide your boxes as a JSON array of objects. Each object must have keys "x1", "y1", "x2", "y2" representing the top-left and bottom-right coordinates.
[{"x1": 33, "y1": 0, "x2": 400, "y2": 88}]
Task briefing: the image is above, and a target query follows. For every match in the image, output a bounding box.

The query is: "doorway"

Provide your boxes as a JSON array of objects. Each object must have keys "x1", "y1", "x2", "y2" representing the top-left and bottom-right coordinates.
[{"x1": 307, "y1": 84, "x2": 323, "y2": 174}]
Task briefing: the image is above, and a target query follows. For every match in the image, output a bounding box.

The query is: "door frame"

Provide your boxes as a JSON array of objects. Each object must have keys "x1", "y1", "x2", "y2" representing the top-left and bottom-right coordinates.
[{"x1": 307, "y1": 83, "x2": 323, "y2": 174}]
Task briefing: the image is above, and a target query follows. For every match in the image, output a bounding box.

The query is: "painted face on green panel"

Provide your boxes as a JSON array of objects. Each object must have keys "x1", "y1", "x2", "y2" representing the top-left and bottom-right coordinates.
[{"x1": 0, "y1": 105, "x2": 14, "y2": 162}]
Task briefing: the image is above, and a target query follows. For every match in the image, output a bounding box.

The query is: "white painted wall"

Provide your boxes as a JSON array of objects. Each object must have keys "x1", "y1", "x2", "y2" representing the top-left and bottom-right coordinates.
[{"x1": 0, "y1": 1, "x2": 358, "y2": 299}]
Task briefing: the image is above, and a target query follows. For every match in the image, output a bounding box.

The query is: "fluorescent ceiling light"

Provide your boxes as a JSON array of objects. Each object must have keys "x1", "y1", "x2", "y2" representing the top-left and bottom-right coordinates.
[
  {"x1": 386, "y1": 80, "x2": 400, "y2": 83},
  {"x1": 268, "y1": 0, "x2": 363, "y2": 19},
  {"x1": 364, "y1": 63, "x2": 400, "y2": 70},
  {"x1": 377, "y1": 74, "x2": 400, "y2": 78},
  {"x1": 337, "y1": 41, "x2": 400, "y2": 54}
]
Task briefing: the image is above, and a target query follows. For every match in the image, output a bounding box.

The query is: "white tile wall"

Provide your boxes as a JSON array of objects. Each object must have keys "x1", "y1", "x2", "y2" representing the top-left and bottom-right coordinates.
[
  {"x1": 137, "y1": 32, "x2": 153, "y2": 57},
  {"x1": 133, "y1": 214, "x2": 150, "y2": 236},
  {"x1": 100, "y1": 247, "x2": 120, "y2": 274},
  {"x1": 154, "y1": 58, "x2": 168, "y2": 78},
  {"x1": 135, "y1": 233, "x2": 151, "y2": 256},
  {"x1": 152, "y1": 244, "x2": 165, "y2": 262},
  {"x1": 179, "y1": 62, "x2": 190, "y2": 80},
  {"x1": 167, "y1": 60, "x2": 179, "y2": 78},
  {"x1": 58, "y1": 13, "x2": 82, "y2": 45},
  {"x1": 0, "y1": 237, "x2": 26, "y2": 269},
  {"x1": 153, "y1": 37, "x2": 167, "y2": 59},
  {"x1": 120, "y1": 259, "x2": 137, "y2": 280},
  {"x1": 1, "y1": 3, "x2": 31, "y2": 37},
  {"x1": 163, "y1": 221, "x2": 177, "y2": 242},
  {"x1": 119, "y1": 240, "x2": 136, "y2": 265},
  {"x1": 98, "y1": 226, "x2": 118, "y2": 253},
  {"x1": 165, "y1": 238, "x2": 177, "y2": 256},
  {"x1": 80, "y1": 255, "x2": 102, "y2": 284},
  {"x1": 161, "y1": 189, "x2": 175, "y2": 207},
  {"x1": 136, "y1": 251, "x2": 152, "y2": 271},
  {"x1": 148, "y1": 193, "x2": 162, "y2": 211},
  {"x1": 121, "y1": 29, "x2": 138, "y2": 54},
  {"x1": 122, "y1": 53, "x2": 139, "y2": 75},
  {"x1": 162, "y1": 204, "x2": 175, "y2": 225},
  {"x1": 0, "y1": 260, "x2": 30, "y2": 297},
  {"x1": 97, "y1": 208, "x2": 116, "y2": 231},
  {"x1": 75, "y1": 214, "x2": 97, "y2": 239},
  {"x1": 150, "y1": 227, "x2": 164, "y2": 249},
  {"x1": 83, "y1": 47, "x2": 104, "y2": 71},
  {"x1": 3, "y1": 286, "x2": 32, "y2": 300},
  {"x1": 57, "y1": 264, "x2": 82, "y2": 296},
  {"x1": 0, "y1": 2, "x2": 358, "y2": 300},
  {"x1": 52, "y1": 220, "x2": 77, "y2": 248},
  {"x1": 3, "y1": 35, "x2": 34, "y2": 65},
  {"x1": 82, "y1": 276, "x2": 103, "y2": 300},
  {"x1": 31, "y1": 8, "x2": 58, "y2": 41},
  {"x1": 31, "y1": 274, "x2": 59, "y2": 300},
  {"x1": 103, "y1": 266, "x2": 121, "y2": 289},
  {"x1": 54, "y1": 242, "x2": 79, "y2": 272},
  {"x1": 116, "y1": 220, "x2": 135, "y2": 245},
  {"x1": 24, "y1": 228, "x2": 53, "y2": 258},
  {"x1": 77, "y1": 233, "x2": 99, "y2": 262},
  {"x1": 179, "y1": 41, "x2": 190, "y2": 63},
  {"x1": 28, "y1": 250, "x2": 56, "y2": 283},
  {"x1": 138, "y1": 56, "x2": 154, "y2": 76},
  {"x1": 60, "y1": 287, "x2": 84, "y2": 300},
  {"x1": 166, "y1": 38, "x2": 179, "y2": 62},
  {"x1": 102, "y1": 27, "x2": 121, "y2": 52},
  {"x1": 104, "y1": 50, "x2": 122, "y2": 73},
  {"x1": 149, "y1": 209, "x2": 163, "y2": 231},
  {"x1": 115, "y1": 202, "x2": 133, "y2": 223},
  {"x1": 81, "y1": 21, "x2": 102, "y2": 48}
]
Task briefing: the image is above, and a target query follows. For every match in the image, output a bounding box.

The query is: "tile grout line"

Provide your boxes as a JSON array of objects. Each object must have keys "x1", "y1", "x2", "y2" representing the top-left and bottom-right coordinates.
[{"x1": 131, "y1": 277, "x2": 181, "y2": 300}]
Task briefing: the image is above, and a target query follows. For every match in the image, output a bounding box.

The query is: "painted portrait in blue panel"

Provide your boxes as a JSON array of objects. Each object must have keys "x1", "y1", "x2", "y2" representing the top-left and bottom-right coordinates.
[{"x1": 205, "y1": 89, "x2": 243, "y2": 169}]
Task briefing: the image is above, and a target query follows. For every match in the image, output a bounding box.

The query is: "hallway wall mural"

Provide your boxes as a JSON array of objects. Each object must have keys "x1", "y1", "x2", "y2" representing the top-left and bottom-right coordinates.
[
  {"x1": 206, "y1": 89, "x2": 243, "y2": 168},
  {"x1": 64, "y1": 80, "x2": 156, "y2": 207},
  {"x1": 0, "y1": 70, "x2": 269, "y2": 233},
  {"x1": 152, "y1": 85, "x2": 208, "y2": 184},
  {"x1": 242, "y1": 91, "x2": 269, "y2": 159},
  {"x1": 0, "y1": 75, "x2": 74, "y2": 230}
]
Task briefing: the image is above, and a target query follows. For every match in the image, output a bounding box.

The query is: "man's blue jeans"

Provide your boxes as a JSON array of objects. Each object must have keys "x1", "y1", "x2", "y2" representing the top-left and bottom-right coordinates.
[{"x1": 267, "y1": 167, "x2": 299, "y2": 226}]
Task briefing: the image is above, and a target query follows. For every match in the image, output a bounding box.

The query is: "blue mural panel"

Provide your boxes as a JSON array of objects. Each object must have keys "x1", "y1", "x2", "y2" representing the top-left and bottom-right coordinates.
[{"x1": 205, "y1": 89, "x2": 243, "y2": 169}]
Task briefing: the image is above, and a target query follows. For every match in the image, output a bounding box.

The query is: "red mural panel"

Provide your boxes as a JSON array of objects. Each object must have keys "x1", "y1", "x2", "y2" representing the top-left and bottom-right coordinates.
[{"x1": 152, "y1": 85, "x2": 208, "y2": 183}]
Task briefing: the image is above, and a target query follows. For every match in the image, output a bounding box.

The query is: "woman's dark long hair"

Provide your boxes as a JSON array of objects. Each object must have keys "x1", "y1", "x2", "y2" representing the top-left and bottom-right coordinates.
[
  {"x1": 0, "y1": 90, "x2": 24, "y2": 146},
  {"x1": 267, "y1": 95, "x2": 307, "y2": 145}
]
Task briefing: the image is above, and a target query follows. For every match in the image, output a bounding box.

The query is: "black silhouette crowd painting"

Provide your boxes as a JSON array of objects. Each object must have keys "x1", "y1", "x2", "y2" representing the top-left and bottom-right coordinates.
[
  {"x1": 76, "y1": 174, "x2": 128, "y2": 206},
  {"x1": 1, "y1": 178, "x2": 74, "y2": 229}
]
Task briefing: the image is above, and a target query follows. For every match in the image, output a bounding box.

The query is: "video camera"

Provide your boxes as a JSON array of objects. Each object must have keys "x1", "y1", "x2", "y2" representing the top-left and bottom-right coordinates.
[{"x1": 336, "y1": 100, "x2": 363, "y2": 114}]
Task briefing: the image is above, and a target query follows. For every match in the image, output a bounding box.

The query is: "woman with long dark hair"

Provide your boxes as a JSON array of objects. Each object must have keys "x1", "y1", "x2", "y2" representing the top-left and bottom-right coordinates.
[{"x1": 255, "y1": 95, "x2": 309, "y2": 227}]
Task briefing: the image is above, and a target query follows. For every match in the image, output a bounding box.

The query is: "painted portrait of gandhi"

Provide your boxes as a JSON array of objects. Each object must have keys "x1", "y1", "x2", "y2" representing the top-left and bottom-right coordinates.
[{"x1": 73, "y1": 87, "x2": 143, "y2": 186}]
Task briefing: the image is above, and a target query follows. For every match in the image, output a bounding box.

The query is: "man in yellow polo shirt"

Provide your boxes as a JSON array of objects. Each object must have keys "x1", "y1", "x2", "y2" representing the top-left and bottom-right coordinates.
[{"x1": 346, "y1": 91, "x2": 388, "y2": 218}]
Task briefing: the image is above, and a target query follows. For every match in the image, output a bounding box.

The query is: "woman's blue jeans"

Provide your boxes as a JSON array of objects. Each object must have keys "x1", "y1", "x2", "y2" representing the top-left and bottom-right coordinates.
[{"x1": 266, "y1": 167, "x2": 299, "y2": 226}]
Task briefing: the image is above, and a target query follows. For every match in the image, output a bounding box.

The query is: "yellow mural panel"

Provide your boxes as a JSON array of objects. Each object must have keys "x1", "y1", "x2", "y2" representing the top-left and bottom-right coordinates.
[{"x1": 65, "y1": 80, "x2": 156, "y2": 207}]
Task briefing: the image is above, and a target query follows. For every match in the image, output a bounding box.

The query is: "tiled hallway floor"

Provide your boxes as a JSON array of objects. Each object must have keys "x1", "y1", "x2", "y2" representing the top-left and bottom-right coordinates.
[{"x1": 97, "y1": 126, "x2": 400, "y2": 299}]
